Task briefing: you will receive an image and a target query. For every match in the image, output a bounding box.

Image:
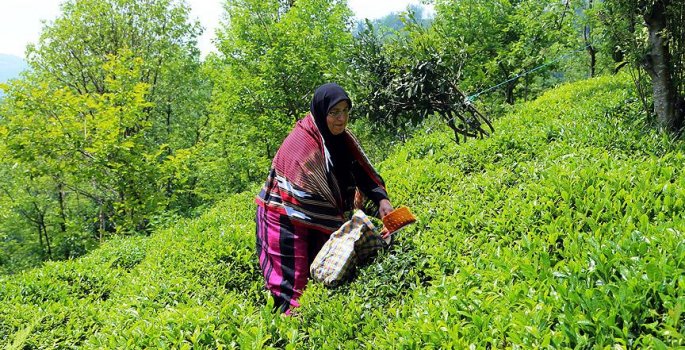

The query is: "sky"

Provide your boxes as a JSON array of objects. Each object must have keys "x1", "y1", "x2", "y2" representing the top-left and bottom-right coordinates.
[{"x1": 0, "y1": 0, "x2": 432, "y2": 59}]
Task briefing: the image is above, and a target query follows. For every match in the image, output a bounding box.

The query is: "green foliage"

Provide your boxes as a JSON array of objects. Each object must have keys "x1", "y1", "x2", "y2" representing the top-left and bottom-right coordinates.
[
  {"x1": 197, "y1": 0, "x2": 355, "y2": 197},
  {"x1": 0, "y1": 0, "x2": 208, "y2": 272},
  {"x1": 375, "y1": 74, "x2": 684, "y2": 348},
  {"x1": 0, "y1": 191, "x2": 265, "y2": 348},
  {"x1": 0, "y1": 53, "x2": 160, "y2": 273},
  {"x1": 596, "y1": 0, "x2": 685, "y2": 131},
  {"x1": 351, "y1": 0, "x2": 587, "y2": 141},
  {"x1": 27, "y1": 0, "x2": 206, "y2": 151},
  {"x1": 352, "y1": 16, "x2": 493, "y2": 144},
  {"x1": 598, "y1": 0, "x2": 685, "y2": 81},
  {"x1": 2, "y1": 74, "x2": 684, "y2": 348},
  {"x1": 2, "y1": 53, "x2": 158, "y2": 233},
  {"x1": 433, "y1": 0, "x2": 581, "y2": 105}
]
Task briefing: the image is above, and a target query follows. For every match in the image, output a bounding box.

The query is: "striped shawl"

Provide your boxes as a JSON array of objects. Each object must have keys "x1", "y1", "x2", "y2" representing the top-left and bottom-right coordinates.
[{"x1": 256, "y1": 114, "x2": 387, "y2": 234}]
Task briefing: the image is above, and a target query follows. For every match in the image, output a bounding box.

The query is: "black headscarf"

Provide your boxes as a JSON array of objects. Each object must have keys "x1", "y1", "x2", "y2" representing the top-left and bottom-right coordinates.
[
  {"x1": 310, "y1": 83, "x2": 352, "y2": 142},
  {"x1": 310, "y1": 83, "x2": 354, "y2": 202}
]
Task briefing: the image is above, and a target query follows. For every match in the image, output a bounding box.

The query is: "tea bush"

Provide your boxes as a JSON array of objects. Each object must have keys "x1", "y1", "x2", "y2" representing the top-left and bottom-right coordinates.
[{"x1": 1, "y1": 74, "x2": 684, "y2": 348}]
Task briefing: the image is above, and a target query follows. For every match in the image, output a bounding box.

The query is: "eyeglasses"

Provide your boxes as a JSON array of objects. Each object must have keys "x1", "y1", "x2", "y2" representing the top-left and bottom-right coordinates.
[{"x1": 328, "y1": 108, "x2": 351, "y2": 118}]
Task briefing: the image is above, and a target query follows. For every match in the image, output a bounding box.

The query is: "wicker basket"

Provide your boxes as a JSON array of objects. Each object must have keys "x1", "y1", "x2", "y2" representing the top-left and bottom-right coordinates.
[{"x1": 380, "y1": 206, "x2": 416, "y2": 239}]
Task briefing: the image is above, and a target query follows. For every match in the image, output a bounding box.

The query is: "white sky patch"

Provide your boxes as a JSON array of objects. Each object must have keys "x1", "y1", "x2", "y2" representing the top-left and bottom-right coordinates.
[
  {"x1": 187, "y1": 0, "x2": 223, "y2": 58},
  {"x1": 348, "y1": 0, "x2": 433, "y2": 20},
  {"x1": 0, "y1": 0, "x2": 62, "y2": 58}
]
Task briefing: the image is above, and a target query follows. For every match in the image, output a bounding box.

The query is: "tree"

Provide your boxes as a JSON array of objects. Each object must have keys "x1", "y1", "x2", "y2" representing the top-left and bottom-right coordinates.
[
  {"x1": 600, "y1": 0, "x2": 685, "y2": 132},
  {"x1": 432, "y1": 0, "x2": 576, "y2": 105},
  {"x1": 351, "y1": 17, "x2": 493, "y2": 144},
  {"x1": 0, "y1": 0, "x2": 207, "y2": 271},
  {"x1": 27, "y1": 0, "x2": 208, "y2": 210},
  {"x1": 197, "y1": 0, "x2": 354, "y2": 196},
  {"x1": 2, "y1": 53, "x2": 158, "y2": 236}
]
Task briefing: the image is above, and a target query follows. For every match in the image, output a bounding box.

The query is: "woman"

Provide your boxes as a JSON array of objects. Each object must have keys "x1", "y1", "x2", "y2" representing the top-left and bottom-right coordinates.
[{"x1": 255, "y1": 83, "x2": 393, "y2": 313}]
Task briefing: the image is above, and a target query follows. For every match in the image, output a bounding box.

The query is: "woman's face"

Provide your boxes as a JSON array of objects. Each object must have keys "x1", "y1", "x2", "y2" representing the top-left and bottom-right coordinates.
[{"x1": 326, "y1": 100, "x2": 350, "y2": 135}]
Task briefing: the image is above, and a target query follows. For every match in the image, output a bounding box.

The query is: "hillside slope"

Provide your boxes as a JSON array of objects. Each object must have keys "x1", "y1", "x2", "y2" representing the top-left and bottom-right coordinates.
[{"x1": 1, "y1": 74, "x2": 684, "y2": 348}]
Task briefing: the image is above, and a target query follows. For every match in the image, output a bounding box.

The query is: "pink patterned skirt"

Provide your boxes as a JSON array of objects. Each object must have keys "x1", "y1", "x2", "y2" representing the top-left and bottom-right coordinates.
[{"x1": 255, "y1": 206, "x2": 329, "y2": 313}]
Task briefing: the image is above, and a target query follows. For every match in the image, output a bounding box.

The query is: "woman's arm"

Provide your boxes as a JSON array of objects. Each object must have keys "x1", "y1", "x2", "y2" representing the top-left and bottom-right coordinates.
[{"x1": 352, "y1": 160, "x2": 393, "y2": 217}]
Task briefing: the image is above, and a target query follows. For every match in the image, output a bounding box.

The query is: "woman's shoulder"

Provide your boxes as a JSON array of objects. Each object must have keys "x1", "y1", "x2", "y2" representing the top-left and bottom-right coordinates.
[
  {"x1": 282, "y1": 115, "x2": 320, "y2": 146},
  {"x1": 274, "y1": 115, "x2": 323, "y2": 162}
]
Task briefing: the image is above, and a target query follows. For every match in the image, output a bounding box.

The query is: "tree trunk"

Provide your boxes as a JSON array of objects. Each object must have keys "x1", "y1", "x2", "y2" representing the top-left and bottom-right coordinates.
[
  {"x1": 505, "y1": 81, "x2": 516, "y2": 105},
  {"x1": 41, "y1": 216, "x2": 52, "y2": 259},
  {"x1": 99, "y1": 205, "x2": 105, "y2": 241},
  {"x1": 447, "y1": 115, "x2": 461, "y2": 144},
  {"x1": 643, "y1": 1, "x2": 679, "y2": 131},
  {"x1": 35, "y1": 209, "x2": 52, "y2": 260},
  {"x1": 588, "y1": 46, "x2": 596, "y2": 77},
  {"x1": 585, "y1": 0, "x2": 596, "y2": 77},
  {"x1": 165, "y1": 102, "x2": 174, "y2": 198},
  {"x1": 57, "y1": 182, "x2": 67, "y2": 233},
  {"x1": 30, "y1": 202, "x2": 52, "y2": 259},
  {"x1": 37, "y1": 222, "x2": 44, "y2": 254}
]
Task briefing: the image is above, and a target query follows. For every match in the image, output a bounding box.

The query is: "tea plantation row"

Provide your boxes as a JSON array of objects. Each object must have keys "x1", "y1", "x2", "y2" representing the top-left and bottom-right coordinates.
[{"x1": 1, "y1": 74, "x2": 683, "y2": 348}]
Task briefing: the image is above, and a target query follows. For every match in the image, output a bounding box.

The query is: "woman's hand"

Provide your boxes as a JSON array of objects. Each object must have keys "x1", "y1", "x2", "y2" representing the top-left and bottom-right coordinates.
[{"x1": 378, "y1": 199, "x2": 394, "y2": 219}]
